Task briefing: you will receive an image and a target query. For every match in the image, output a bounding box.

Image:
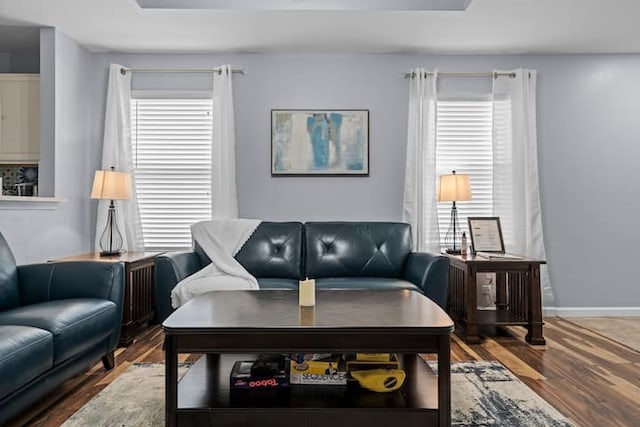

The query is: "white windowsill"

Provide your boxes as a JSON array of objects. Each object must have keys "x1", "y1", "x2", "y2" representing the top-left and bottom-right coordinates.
[{"x1": 0, "y1": 195, "x2": 67, "y2": 210}]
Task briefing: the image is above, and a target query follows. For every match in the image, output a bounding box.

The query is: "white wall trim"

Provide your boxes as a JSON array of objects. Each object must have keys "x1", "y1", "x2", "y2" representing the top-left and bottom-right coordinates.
[
  {"x1": 0, "y1": 196, "x2": 66, "y2": 210},
  {"x1": 543, "y1": 307, "x2": 640, "y2": 317}
]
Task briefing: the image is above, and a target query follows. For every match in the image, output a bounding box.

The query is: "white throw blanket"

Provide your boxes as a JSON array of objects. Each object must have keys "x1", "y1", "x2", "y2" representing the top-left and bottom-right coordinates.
[{"x1": 170, "y1": 219, "x2": 261, "y2": 308}]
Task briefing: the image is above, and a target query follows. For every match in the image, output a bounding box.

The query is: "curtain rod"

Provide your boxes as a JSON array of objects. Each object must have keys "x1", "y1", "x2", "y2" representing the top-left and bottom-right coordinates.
[
  {"x1": 403, "y1": 71, "x2": 516, "y2": 79},
  {"x1": 120, "y1": 67, "x2": 246, "y2": 75}
]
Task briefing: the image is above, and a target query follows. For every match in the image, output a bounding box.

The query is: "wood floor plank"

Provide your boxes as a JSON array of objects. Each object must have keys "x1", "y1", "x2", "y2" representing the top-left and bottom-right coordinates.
[{"x1": 481, "y1": 337, "x2": 546, "y2": 380}]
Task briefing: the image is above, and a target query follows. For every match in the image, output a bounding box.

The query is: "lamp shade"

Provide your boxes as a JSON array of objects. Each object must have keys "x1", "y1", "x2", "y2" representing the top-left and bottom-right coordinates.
[
  {"x1": 91, "y1": 169, "x2": 132, "y2": 200},
  {"x1": 437, "y1": 171, "x2": 471, "y2": 202}
]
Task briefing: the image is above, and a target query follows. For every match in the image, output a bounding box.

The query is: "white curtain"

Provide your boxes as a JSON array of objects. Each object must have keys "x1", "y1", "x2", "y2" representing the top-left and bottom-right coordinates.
[
  {"x1": 492, "y1": 69, "x2": 553, "y2": 303},
  {"x1": 211, "y1": 65, "x2": 239, "y2": 219},
  {"x1": 95, "y1": 63, "x2": 144, "y2": 252},
  {"x1": 402, "y1": 69, "x2": 440, "y2": 253}
]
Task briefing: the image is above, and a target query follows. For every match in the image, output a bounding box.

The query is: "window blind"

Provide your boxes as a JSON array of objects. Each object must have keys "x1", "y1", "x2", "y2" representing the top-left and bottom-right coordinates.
[
  {"x1": 435, "y1": 99, "x2": 494, "y2": 243},
  {"x1": 131, "y1": 98, "x2": 213, "y2": 250}
]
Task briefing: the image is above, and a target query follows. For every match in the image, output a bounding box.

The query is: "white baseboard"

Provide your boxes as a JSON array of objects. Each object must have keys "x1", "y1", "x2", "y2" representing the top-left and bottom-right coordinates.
[{"x1": 543, "y1": 307, "x2": 640, "y2": 317}]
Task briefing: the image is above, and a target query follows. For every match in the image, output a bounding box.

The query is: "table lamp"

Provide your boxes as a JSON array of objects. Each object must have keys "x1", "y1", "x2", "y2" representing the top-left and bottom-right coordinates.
[
  {"x1": 91, "y1": 167, "x2": 132, "y2": 256},
  {"x1": 437, "y1": 170, "x2": 471, "y2": 254}
]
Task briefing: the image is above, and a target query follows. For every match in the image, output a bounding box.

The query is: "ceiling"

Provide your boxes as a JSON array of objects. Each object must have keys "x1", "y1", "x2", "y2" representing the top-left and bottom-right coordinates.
[{"x1": 0, "y1": 0, "x2": 640, "y2": 54}]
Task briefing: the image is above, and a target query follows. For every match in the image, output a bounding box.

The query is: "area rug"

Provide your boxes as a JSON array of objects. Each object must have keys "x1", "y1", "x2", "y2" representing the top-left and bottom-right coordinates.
[
  {"x1": 428, "y1": 361, "x2": 572, "y2": 426},
  {"x1": 62, "y1": 361, "x2": 573, "y2": 427}
]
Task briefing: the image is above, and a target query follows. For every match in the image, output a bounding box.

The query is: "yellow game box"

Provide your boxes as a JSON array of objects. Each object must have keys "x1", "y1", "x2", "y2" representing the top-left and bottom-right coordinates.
[
  {"x1": 289, "y1": 353, "x2": 347, "y2": 385},
  {"x1": 346, "y1": 353, "x2": 400, "y2": 379}
]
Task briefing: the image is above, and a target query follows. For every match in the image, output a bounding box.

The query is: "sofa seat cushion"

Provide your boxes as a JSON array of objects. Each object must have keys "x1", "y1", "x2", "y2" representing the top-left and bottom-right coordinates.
[
  {"x1": 315, "y1": 277, "x2": 421, "y2": 292},
  {"x1": 0, "y1": 299, "x2": 117, "y2": 364},
  {"x1": 257, "y1": 278, "x2": 300, "y2": 290},
  {"x1": 0, "y1": 325, "x2": 53, "y2": 399}
]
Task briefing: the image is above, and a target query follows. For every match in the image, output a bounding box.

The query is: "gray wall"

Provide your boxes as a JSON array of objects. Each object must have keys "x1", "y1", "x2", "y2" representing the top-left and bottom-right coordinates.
[
  {"x1": 90, "y1": 52, "x2": 639, "y2": 311},
  {"x1": 1, "y1": 45, "x2": 637, "y2": 312},
  {"x1": 0, "y1": 29, "x2": 93, "y2": 263}
]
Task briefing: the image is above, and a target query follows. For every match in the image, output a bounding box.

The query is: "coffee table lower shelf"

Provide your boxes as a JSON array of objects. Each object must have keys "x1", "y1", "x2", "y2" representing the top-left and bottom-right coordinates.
[{"x1": 176, "y1": 353, "x2": 439, "y2": 426}]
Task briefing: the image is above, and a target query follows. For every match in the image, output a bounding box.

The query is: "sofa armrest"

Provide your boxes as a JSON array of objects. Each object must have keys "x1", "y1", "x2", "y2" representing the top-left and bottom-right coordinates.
[
  {"x1": 403, "y1": 252, "x2": 450, "y2": 309},
  {"x1": 155, "y1": 251, "x2": 202, "y2": 322},
  {"x1": 17, "y1": 261, "x2": 125, "y2": 305}
]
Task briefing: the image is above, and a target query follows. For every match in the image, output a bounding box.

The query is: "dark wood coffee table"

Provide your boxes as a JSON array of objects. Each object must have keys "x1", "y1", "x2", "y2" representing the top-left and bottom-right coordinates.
[{"x1": 163, "y1": 289, "x2": 454, "y2": 427}]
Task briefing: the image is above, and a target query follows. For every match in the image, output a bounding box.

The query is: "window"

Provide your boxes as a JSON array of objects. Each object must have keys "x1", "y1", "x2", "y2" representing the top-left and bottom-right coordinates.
[
  {"x1": 131, "y1": 97, "x2": 213, "y2": 250},
  {"x1": 435, "y1": 98, "x2": 493, "y2": 242}
]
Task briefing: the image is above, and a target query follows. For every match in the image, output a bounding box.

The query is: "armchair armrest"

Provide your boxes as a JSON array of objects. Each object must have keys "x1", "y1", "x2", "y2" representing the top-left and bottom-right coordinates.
[
  {"x1": 17, "y1": 261, "x2": 125, "y2": 351},
  {"x1": 403, "y1": 252, "x2": 450, "y2": 308},
  {"x1": 155, "y1": 251, "x2": 203, "y2": 322},
  {"x1": 17, "y1": 261, "x2": 125, "y2": 306}
]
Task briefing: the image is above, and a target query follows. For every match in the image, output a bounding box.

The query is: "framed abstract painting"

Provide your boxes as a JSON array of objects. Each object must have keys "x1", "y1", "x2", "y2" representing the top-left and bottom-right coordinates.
[{"x1": 271, "y1": 109, "x2": 369, "y2": 176}]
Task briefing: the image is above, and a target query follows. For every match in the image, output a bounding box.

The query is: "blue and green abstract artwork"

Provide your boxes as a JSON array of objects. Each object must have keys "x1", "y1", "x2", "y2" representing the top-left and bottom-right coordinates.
[{"x1": 271, "y1": 109, "x2": 369, "y2": 175}]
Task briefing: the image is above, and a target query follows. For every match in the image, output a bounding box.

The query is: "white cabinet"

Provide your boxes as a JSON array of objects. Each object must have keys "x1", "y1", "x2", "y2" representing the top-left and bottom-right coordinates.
[{"x1": 0, "y1": 74, "x2": 40, "y2": 163}]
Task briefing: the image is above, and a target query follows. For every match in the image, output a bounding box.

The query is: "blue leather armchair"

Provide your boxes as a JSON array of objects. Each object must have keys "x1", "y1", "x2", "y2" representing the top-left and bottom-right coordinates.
[
  {"x1": 0, "y1": 232, "x2": 125, "y2": 425},
  {"x1": 156, "y1": 221, "x2": 449, "y2": 322}
]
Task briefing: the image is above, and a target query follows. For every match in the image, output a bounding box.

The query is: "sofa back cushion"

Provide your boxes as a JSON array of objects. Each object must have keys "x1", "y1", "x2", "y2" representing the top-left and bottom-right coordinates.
[
  {"x1": 195, "y1": 222, "x2": 304, "y2": 280},
  {"x1": 0, "y1": 232, "x2": 20, "y2": 311},
  {"x1": 236, "y1": 222, "x2": 304, "y2": 279},
  {"x1": 305, "y1": 222, "x2": 412, "y2": 279}
]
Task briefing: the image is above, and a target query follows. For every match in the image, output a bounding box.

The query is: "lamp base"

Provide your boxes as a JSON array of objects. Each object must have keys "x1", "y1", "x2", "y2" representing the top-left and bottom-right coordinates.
[
  {"x1": 100, "y1": 250, "x2": 123, "y2": 257},
  {"x1": 445, "y1": 249, "x2": 462, "y2": 255}
]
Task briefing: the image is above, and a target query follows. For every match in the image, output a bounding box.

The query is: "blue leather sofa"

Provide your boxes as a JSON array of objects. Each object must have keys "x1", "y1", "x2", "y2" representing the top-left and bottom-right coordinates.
[
  {"x1": 156, "y1": 221, "x2": 449, "y2": 322},
  {"x1": 0, "y1": 232, "x2": 125, "y2": 425}
]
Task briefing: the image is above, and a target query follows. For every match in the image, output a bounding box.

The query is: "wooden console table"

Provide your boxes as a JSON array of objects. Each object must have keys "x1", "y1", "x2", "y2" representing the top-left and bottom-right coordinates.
[
  {"x1": 54, "y1": 252, "x2": 160, "y2": 346},
  {"x1": 444, "y1": 253, "x2": 546, "y2": 345}
]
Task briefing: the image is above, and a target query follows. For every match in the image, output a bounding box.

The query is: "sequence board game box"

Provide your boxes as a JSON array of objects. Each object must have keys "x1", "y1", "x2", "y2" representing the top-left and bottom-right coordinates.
[{"x1": 289, "y1": 353, "x2": 347, "y2": 385}]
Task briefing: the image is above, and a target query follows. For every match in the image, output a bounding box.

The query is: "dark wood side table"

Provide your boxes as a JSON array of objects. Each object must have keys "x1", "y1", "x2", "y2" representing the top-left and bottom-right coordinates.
[
  {"x1": 444, "y1": 253, "x2": 546, "y2": 345},
  {"x1": 54, "y1": 252, "x2": 160, "y2": 346}
]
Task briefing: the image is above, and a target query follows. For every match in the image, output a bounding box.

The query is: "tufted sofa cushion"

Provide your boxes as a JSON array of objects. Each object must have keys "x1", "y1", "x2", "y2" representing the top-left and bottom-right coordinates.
[
  {"x1": 305, "y1": 222, "x2": 412, "y2": 279},
  {"x1": 236, "y1": 222, "x2": 304, "y2": 279},
  {"x1": 196, "y1": 222, "x2": 304, "y2": 280}
]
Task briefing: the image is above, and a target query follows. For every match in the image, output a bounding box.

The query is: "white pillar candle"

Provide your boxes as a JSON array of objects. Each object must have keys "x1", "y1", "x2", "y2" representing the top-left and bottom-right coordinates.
[{"x1": 299, "y1": 278, "x2": 316, "y2": 307}]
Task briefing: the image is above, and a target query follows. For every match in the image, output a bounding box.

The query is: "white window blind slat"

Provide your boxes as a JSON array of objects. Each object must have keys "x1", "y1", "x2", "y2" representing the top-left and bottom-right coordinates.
[
  {"x1": 131, "y1": 98, "x2": 213, "y2": 251},
  {"x1": 436, "y1": 100, "x2": 493, "y2": 244}
]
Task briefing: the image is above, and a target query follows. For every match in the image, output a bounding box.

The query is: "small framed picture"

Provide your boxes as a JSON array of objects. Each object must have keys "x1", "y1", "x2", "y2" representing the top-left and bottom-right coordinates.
[{"x1": 467, "y1": 217, "x2": 505, "y2": 253}]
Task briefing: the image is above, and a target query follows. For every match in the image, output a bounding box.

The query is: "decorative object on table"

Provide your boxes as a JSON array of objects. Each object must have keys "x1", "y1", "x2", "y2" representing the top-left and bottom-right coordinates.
[
  {"x1": 298, "y1": 278, "x2": 316, "y2": 306},
  {"x1": 437, "y1": 170, "x2": 472, "y2": 254},
  {"x1": 460, "y1": 231, "x2": 468, "y2": 255},
  {"x1": 350, "y1": 368, "x2": 406, "y2": 393},
  {"x1": 271, "y1": 109, "x2": 369, "y2": 176},
  {"x1": 91, "y1": 166, "x2": 132, "y2": 256},
  {"x1": 467, "y1": 216, "x2": 505, "y2": 253}
]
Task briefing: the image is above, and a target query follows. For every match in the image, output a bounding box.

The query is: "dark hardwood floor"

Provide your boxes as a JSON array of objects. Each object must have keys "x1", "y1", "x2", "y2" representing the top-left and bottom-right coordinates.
[{"x1": 10, "y1": 317, "x2": 640, "y2": 427}]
